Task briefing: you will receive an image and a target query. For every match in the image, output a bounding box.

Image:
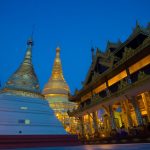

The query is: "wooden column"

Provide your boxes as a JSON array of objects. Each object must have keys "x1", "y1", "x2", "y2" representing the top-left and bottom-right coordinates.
[
  {"x1": 106, "y1": 81, "x2": 111, "y2": 96},
  {"x1": 105, "y1": 114, "x2": 111, "y2": 132},
  {"x1": 88, "y1": 114, "x2": 93, "y2": 135},
  {"x1": 141, "y1": 92, "x2": 150, "y2": 122},
  {"x1": 122, "y1": 100, "x2": 133, "y2": 128},
  {"x1": 79, "y1": 116, "x2": 85, "y2": 137},
  {"x1": 126, "y1": 68, "x2": 132, "y2": 84},
  {"x1": 108, "y1": 105, "x2": 116, "y2": 129},
  {"x1": 92, "y1": 112, "x2": 99, "y2": 134},
  {"x1": 130, "y1": 96, "x2": 143, "y2": 126}
]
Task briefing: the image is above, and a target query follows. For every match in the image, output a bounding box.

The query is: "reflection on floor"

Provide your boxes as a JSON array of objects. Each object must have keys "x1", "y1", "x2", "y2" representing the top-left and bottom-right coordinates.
[{"x1": 17, "y1": 143, "x2": 150, "y2": 150}]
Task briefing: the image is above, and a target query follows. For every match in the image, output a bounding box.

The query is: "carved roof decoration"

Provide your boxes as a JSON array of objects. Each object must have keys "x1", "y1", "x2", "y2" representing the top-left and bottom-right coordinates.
[
  {"x1": 127, "y1": 21, "x2": 149, "y2": 42},
  {"x1": 112, "y1": 22, "x2": 150, "y2": 58},
  {"x1": 83, "y1": 47, "x2": 115, "y2": 86},
  {"x1": 75, "y1": 21, "x2": 150, "y2": 98},
  {"x1": 106, "y1": 40, "x2": 122, "y2": 52}
]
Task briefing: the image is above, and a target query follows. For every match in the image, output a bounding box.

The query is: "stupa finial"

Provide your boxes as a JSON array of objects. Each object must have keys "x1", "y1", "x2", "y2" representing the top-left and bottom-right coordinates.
[
  {"x1": 56, "y1": 46, "x2": 60, "y2": 53},
  {"x1": 27, "y1": 36, "x2": 34, "y2": 47}
]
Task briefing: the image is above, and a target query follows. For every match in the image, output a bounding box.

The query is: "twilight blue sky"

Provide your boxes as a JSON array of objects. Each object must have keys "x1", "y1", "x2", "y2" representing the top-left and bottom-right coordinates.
[{"x1": 0, "y1": 0, "x2": 149, "y2": 93}]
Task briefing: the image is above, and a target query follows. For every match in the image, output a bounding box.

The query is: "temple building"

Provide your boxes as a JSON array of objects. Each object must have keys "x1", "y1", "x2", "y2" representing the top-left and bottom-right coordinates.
[
  {"x1": 43, "y1": 47, "x2": 77, "y2": 134},
  {"x1": 68, "y1": 22, "x2": 150, "y2": 139},
  {"x1": 0, "y1": 38, "x2": 66, "y2": 135}
]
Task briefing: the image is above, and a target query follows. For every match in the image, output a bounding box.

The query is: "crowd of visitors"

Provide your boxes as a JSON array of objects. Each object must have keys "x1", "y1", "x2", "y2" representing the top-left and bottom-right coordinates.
[
  {"x1": 78, "y1": 122, "x2": 150, "y2": 141},
  {"x1": 110, "y1": 123, "x2": 150, "y2": 138}
]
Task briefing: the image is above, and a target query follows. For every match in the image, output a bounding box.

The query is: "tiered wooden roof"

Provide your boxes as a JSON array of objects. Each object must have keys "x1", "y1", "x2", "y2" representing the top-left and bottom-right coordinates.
[{"x1": 69, "y1": 22, "x2": 150, "y2": 102}]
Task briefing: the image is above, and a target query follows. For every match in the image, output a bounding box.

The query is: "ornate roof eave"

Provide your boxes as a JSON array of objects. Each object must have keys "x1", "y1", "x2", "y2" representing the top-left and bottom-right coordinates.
[
  {"x1": 83, "y1": 56, "x2": 99, "y2": 86},
  {"x1": 82, "y1": 65, "x2": 93, "y2": 87},
  {"x1": 106, "y1": 40, "x2": 122, "y2": 52},
  {"x1": 70, "y1": 22, "x2": 150, "y2": 102},
  {"x1": 83, "y1": 47, "x2": 107, "y2": 86},
  {"x1": 96, "y1": 49, "x2": 107, "y2": 58},
  {"x1": 83, "y1": 48, "x2": 112, "y2": 86},
  {"x1": 113, "y1": 26, "x2": 150, "y2": 55},
  {"x1": 129, "y1": 24, "x2": 149, "y2": 39},
  {"x1": 70, "y1": 37, "x2": 150, "y2": 102},
  {"x1": 84, "y1": 34, "x2": 142, "y2": 93}
]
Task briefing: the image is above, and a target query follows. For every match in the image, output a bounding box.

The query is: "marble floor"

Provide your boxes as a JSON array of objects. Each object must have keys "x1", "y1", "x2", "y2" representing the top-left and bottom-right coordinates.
[{"x1": 17, "y1": 143, "x2": 150, "y2": 150}]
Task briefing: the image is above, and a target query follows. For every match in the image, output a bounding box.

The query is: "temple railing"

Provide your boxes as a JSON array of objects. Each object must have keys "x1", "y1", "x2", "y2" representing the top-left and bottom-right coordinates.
[{"x1": 68, "y1": 73, "x2": 150, "y2": 117}]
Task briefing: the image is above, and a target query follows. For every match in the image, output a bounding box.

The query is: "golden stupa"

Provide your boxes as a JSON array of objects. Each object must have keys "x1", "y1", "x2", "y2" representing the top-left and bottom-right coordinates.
[
  {"x1": 43, "y1": 47, "x2": 77, "y2": 134},
  {"x1": 43, "y1": 47, "x2": 70, "y2": 98}
]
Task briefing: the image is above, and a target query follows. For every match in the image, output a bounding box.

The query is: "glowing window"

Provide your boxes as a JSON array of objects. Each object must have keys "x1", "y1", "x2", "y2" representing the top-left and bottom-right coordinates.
[
  {"x1": 83, "y1": 115, "x2": 89, "y2": 121},
  {"x1": 25, "y1": 120, "x2": 30, "y2": 125},
  {"x1": 81, "y1": 92, "x2": 92, "y2": 101},
  {"x1": 129, "y1": 55, "x2": 150, "y2": 74},
  {"x1": 93, "y1": 83, "x2": 107, "y2": 94},
  {"x1": 108, "y1": 70, "x2": 127, "y2": 86},
  {"x1": 20, "y1": 107, "x2": 28, "y2": 110},
  {"x1": 18, "y1": 119, "x2": 30, "y2": 125}
]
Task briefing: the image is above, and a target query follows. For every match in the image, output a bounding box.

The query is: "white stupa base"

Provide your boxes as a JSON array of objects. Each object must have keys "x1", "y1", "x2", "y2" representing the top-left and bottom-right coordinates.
[{"x1": 0, "y1": 93, "x2": 66, "y2": 135}]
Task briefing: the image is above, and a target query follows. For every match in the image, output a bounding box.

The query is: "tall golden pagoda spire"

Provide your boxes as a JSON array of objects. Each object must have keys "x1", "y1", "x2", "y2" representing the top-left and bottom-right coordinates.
[
  {"x1": 43, "y1": 47, "x2": 77, "y2": 134},
  {"x1": 4, "y1": 37, "x2": 40, "y2": 94},
  {"x1": 51, "y1": 47, "x2": 65, "y2": 81},
  {"x1": 43, "y1": 46, "x2": 70, "y2": 97}
]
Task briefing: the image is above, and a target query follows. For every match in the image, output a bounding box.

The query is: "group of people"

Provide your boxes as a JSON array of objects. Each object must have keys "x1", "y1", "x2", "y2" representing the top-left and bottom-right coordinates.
[
  {"x1": 78, "y1": 122, "x2": 150, "y2": 141},
  {"x1": 110, "y1": 123, "x2": 150, "y2": 138}
]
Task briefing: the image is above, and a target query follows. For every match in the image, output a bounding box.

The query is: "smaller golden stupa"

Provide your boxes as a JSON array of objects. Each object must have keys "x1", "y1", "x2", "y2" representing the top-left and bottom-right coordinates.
[
  {"x1": 43, "y1": 47, "x2": 77, "y2": 134},
  {"x1": 43, "y1": 47, "x2": 69, "y2": 99}
]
